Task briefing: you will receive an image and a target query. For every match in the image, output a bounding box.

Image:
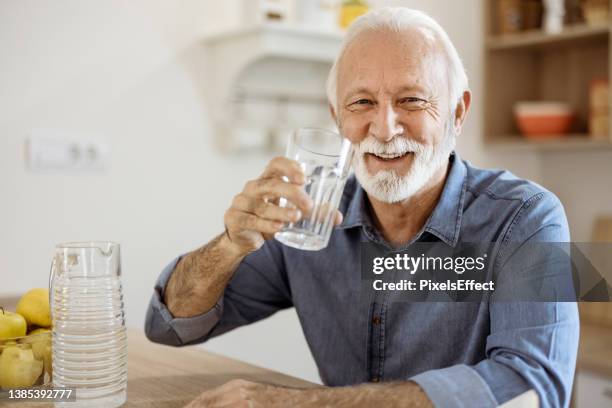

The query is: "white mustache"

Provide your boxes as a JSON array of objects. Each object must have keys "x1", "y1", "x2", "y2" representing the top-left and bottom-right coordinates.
[{"x1": 355, "y1": 135, "x2": 425, "y2": 156}]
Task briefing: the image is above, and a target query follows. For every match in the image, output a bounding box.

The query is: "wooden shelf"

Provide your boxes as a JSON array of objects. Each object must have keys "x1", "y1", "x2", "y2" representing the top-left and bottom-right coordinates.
[
  {"x1": 204, "y1": 23, "x2": 344, "y2": 64},
  {"x1": 486, "y1": 23, "x2": 609, "y2": 51},
  {"x1": 483, "y1": 0, "x2": 611, "y2": 151},
  {"x1": 485, "y1": 134, "x2": 612, "y2": 152},
  {"x1": 202, "y1": 24, "x2": 343, "y2": 153}
]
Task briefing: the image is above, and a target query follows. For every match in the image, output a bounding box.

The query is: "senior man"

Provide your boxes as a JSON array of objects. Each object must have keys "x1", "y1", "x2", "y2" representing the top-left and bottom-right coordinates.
[{"x1": 145, "y1": 7, "x2": 579, "y2": 408}]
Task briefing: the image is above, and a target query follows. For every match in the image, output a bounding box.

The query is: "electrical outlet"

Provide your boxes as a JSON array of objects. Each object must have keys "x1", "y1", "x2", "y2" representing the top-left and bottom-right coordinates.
[{"x1": 25, "y1": 130, "x2": 110, "y2": 173}]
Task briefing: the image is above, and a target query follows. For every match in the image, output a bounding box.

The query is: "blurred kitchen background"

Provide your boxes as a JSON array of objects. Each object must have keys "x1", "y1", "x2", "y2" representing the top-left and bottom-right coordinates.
[{"x1": 1, "y1": 0, "x2": 611, "y2": 406}]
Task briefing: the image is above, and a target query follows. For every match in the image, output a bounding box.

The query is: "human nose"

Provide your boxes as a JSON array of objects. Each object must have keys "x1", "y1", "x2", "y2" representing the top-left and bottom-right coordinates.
[{"x1": 370, "y1": 101, "x2": 404, "y2": 143}]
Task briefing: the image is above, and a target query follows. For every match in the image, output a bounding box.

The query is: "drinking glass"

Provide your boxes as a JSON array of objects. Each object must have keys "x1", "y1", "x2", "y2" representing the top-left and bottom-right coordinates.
[{"x1": 275, "y1": 128, "x2": 353, "y2": 251}]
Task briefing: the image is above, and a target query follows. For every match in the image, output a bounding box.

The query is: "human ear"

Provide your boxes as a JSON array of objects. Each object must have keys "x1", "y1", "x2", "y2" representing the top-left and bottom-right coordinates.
[
  {"x1": 453, "y1": 90, "x2": 471, "y2": 135},
  {"x1": 329, "y1": 103, "x2": 338, "y2": 124}
]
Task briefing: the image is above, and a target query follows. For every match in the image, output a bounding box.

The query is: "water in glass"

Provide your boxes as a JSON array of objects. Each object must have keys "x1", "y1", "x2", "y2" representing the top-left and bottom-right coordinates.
[
  {"x1": 50, "y1": 242, "x2": 127, "y2": 408},
  {"x1": 275, "y1": 128, "x2": 353, "y2": 251}
]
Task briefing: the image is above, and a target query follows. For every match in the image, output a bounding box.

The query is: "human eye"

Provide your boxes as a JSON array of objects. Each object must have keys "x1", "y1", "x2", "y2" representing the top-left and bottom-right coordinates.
[
  {"x1": 347, "y1": 98, "x2": 375, "y2": 112},
  {"x1": 398, "y1": 97, "x2": 428, "y2": 110},
  {"x1": 353, "y1": 99, "x2": 374, "y2": 106}
]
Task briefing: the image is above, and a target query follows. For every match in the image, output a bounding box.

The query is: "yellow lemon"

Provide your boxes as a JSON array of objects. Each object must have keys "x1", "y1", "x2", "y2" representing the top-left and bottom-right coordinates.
[
  {"x1": 16, "y1": 289, "x2": 51, "y2": 328},
  {"x1": 0, "y1": 346, "x2": 43, "y2": 388},
  {"x1": 27, "y1": 328, "x2": 49, "y2": 335},
  {"x1": 25, "y1": 328, "x2": 52, "y2": 377},
  {"x1": 25, "y1": 328, "x2": 50, "y2": 359},
  {"x1": 0, "y1": 308, "x2": 27, "y2": 340}
]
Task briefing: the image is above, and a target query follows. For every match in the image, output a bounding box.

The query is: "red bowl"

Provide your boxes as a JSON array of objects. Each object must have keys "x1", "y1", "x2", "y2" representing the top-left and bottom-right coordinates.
[
  {"x1": 514, "y1": 102, "x2": 574, "y2": 138},
  {"x1": 515, "y1": 113, "x2": 574, "y2": 138}
]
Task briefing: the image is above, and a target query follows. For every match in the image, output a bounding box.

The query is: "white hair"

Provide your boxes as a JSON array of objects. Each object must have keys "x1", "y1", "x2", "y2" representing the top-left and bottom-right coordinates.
[{"x1": 326, "y1": 7, "x2": 469, "y2": 114}]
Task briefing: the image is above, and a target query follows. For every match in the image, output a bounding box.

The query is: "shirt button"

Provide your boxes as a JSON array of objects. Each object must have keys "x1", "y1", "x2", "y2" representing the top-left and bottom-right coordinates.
[{"x1": 372, "y1": 316, "x2": 381, "y2": 325}]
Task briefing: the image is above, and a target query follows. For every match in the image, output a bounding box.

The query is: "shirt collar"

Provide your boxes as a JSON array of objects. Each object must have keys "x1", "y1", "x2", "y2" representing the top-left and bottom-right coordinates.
[
  {"x1": 338, "y1": 177, "x2": 373, "y2": 230},
  {"x1": 423, "y1": 152, "x2": 467, "y2": 247},
  {"x1": 338, "y1": 152, "x2": 467, "y2": 248}
]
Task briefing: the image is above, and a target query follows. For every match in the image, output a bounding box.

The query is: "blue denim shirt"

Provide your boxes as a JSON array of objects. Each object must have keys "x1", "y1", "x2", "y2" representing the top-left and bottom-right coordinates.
[{"x1": 145, "y1": 153, "x2": 579, "y2": 408}]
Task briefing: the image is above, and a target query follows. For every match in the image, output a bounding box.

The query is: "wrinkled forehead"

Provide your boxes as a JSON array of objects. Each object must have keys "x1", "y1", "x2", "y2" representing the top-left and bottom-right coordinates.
[{"x1": 337, "y1": 27, "x2": 448, "y2": 97}]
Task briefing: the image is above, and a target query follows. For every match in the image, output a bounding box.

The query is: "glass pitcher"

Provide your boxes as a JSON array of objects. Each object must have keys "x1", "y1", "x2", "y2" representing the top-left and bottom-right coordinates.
[{"x1": 49, "y1": 242, "x2": 127, "y2": 408}]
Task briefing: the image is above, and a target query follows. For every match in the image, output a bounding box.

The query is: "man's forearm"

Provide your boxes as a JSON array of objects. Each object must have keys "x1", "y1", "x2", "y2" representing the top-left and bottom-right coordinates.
[
  {"x1": 164, "y1": 232, "x2": 247, "y2": 318},
  {"x1": 186, "y1": 379, "x2": 434, "y2": 408},
  {"x1": 299, "y1": 381, "x2": 433, "y2": 408}
]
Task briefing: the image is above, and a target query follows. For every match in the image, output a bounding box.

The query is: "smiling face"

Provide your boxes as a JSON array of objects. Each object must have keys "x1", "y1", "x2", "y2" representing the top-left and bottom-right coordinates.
[{"x1": 335, "y1": 28, "x2": 457, "y2": 203}]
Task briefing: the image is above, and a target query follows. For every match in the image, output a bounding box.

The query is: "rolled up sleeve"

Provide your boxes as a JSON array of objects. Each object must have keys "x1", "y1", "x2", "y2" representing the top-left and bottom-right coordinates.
[
  {"x1": 145, "y1": 241, "x2": 292, "y2": 347},
  {"x1": 472, "y1": 302, "x2": 579, "y2": 407},
  {"x1": 144, "y1": 256, "x2": 224, "y2": 346},
  {"x1": 411, "y1": 365, "x2": 498, "y2": 408}
]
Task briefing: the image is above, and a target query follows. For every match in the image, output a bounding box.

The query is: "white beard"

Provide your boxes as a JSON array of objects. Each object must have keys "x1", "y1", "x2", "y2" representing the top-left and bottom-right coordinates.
[{"x1": 352, "y1": 126, "x2": 456, "y2": 203}]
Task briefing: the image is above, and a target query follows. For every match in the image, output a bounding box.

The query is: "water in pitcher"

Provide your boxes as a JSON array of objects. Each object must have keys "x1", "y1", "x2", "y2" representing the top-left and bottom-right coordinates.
[
  {"x1": 50, "y1": 242, "x2": 127, "y2": 408},
  {"x1": 52, "y1": 275, "x2": 127, "y2": 408},
  {"x1": 275, "y1": 163, "x2": 347, "y2": 251}
]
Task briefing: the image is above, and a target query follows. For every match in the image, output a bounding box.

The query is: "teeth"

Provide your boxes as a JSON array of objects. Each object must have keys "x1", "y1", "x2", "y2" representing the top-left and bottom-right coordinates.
[{"x1": 373, "y1": 152, "x2": 406, "y2": 159}]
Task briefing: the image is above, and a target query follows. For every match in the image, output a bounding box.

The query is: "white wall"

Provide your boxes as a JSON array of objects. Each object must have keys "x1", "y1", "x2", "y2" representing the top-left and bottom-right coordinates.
[
  {"x1": 0, "y1": 0, "x2": 323, "y2": 382},
  {"x1": 540, "y1": 152, "x2": 612, "y2": 241},
  {"x1": 4, "y1": 0, "x2": 606, "y2": 386}
]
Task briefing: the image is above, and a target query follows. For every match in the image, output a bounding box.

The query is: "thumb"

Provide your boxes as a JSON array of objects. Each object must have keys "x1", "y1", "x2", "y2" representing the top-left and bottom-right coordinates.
[{"x1": 334, "y1": 210, "x2": 344, "y2": 226}]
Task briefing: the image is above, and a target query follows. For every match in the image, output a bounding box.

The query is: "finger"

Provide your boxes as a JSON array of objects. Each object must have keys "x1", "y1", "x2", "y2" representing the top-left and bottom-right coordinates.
[
  {"x1": 202, "y1": 380, "x2": 253, "y2": 407},
  {"x1": 232, "y1": 194, "x2": 302, "y2": 223},
  {"x1": 184, "y1": 398, "x2": 198, "y2": 408},
  {"x1": 244, "y1": 179, "x2": 312, "y2": 213},
  {"x1": 226, "y1": 209, "x2": 285, "y2": 235},
  {"x1": 184, "y1": 392, "x2": 215, "y2": 408},
  {"x1": 219, "y1": 379, "x2": 254, "y2": 390},
  {"x1": 260, "y1": 156, "x2": 305, "y2": 184},
  {"x1": 216, "y1": 399, "x2": 250, "y2": 408},
  {"x1": 334, "y1": 210, "x2": 344, "y2": 226},
  {"x1": 205, "y1": 394, "x2": 247, "y2": 408},
  {"x1": 186, "y1": 385, "x2": 237, "y2": 408}
]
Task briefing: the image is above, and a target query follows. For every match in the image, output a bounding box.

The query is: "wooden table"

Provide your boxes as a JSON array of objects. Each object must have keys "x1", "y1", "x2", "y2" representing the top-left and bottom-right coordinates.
[
  {"x1": 0, "y1": 327, "x2": 540, "y2": 407},
  {"x1": 1, "y1": 329, "x2": 313, "y2": 408},
  {"x1": 124, "y1": 330, "x2": 313, "y2": 407}
]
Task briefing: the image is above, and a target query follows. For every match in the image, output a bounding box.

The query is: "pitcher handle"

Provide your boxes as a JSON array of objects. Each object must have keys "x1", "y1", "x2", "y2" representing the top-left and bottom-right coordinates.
[{"x1": 49, "y1": 256, "x2": 57, "y2": 323}]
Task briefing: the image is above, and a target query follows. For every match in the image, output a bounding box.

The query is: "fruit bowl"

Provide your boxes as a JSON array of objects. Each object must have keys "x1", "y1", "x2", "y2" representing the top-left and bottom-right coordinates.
[{"x1": 0, "y1": 330, "x2": 52, "y2": 390}]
